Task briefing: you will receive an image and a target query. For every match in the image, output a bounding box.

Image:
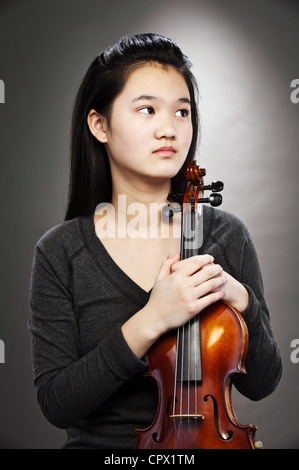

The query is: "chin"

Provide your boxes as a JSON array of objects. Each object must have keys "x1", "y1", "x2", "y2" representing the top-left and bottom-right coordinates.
[
  {"x1": 142, "y1": 157, "x2": 183, "y2": 183},
  {"x1": 155, "y1": 156, "x2": 183, "y2": 170}
]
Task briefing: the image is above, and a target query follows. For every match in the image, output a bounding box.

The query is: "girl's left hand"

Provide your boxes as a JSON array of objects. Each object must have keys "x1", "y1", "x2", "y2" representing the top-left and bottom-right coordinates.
[
  {"x1": 169, "y1": 257, "x2": 249, "y2": 314},
  {"x1": 213, "y1": 270, "x2": 249, "y2": 313}
]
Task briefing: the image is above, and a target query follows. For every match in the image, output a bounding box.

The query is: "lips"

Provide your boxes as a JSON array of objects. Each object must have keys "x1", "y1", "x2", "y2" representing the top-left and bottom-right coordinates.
[{"x1": 153, "y1": 146, "x2": 177, "y2": 157}]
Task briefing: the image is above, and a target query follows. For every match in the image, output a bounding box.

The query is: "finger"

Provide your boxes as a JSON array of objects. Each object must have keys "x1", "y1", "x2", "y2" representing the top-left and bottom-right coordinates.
[
  {"x1": 190, "y1": 263, "x2": 224, "y2": 287},
  {"x1": 194, "y1": 274, "x2": 228, "y2": 299},
  {"x1": 156, "y1": 254, "x2": 180, "y2": 281},
  {"x1": 194, "y1": 290, "x2": 225, "y2": 313},
  {"x1": 170, "y1": 254, "x2": 214, "y2": 276}
]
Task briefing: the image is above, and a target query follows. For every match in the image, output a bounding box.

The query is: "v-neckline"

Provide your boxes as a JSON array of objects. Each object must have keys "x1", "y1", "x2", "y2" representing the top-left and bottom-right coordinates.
[
  {"x1": 79, "y1": 213, "x2": 152, "y2": 307},
  {"x1": 79, "y1": 207, "x2": 213, "y2": 308}
]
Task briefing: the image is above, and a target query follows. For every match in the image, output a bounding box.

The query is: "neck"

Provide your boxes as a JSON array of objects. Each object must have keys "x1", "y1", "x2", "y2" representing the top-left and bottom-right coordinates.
[
  {"x1": 111, "y1": 178, "x2": 171, "y2": 209},
  {"x1": 106, "y1": 178, "x2": 177, "y2": 240}
]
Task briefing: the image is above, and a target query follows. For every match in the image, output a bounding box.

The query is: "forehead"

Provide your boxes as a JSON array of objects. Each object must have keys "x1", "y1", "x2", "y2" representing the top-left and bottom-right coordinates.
[{"x1": 119, "y1": 63, "x2": 190, "y2": 102}]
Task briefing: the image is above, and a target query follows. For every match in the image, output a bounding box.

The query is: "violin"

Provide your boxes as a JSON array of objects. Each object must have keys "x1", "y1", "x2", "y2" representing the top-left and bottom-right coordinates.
[{"x1": 135, "y1": 160, "x2": 260, "y2": 449}]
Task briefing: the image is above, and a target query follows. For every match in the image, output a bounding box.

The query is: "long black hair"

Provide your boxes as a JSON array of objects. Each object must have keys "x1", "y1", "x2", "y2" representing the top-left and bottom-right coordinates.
[{"x1": 65, "y1": 33, "x2": 200, "y2": 221}]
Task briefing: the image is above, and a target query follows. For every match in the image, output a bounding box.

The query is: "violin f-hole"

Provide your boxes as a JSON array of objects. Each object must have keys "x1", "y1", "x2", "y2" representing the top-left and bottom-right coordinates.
[
  {"x1": 151, "y1": 395, "x2": 176, "y2": 443},
  {"x1": 204, "y1": 394, "x2": 233, "y2": 441}
]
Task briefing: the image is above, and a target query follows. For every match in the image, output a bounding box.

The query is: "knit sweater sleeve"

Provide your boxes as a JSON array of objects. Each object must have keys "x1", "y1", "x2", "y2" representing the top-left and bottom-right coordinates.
[
  {"x1": 28, "y1": 225, "x2": 147, "y2": 429},
  {"x1": 210, "y1": 210, "x2": 282, "y2": 401},
  {"x1": 234, "y1": 233, "x2": 282, "y2": 400}
]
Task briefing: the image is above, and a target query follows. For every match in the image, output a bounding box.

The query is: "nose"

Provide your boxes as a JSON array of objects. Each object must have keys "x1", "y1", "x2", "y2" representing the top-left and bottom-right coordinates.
[{"x1": 155, "y1": 115, "x2": 177, "y2": 140}]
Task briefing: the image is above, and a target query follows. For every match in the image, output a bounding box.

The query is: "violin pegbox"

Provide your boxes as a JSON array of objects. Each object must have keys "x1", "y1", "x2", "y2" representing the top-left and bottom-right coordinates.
[
  {"x1": 184, "y1": 161, "x2": 223, "y2": 210},
  {"x1": 164, "y1": 161, "x2": 223, "y2": 217}
]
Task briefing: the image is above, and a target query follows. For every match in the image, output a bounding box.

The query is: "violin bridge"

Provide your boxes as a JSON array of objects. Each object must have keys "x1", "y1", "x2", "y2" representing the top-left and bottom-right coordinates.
[{"x1": 170, "y1": 414, "x2": 204, "y2": 420}]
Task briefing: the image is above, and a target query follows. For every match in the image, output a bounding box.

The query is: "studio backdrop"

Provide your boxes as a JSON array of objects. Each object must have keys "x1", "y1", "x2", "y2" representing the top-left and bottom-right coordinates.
[{"x1": 0, "y1": 0, "x2": 298, "y2": 449}]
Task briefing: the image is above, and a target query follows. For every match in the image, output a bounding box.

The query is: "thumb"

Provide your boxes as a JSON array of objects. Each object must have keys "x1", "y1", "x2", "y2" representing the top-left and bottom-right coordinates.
[{"x1": 156, "y1": 254, "x2": 180, "y2": 281}]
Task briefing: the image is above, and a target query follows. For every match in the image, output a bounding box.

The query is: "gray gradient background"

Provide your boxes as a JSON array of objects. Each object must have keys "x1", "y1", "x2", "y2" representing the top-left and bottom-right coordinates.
[{"x1": 0, "y1": 0, "x2": 298, "y2": 449}]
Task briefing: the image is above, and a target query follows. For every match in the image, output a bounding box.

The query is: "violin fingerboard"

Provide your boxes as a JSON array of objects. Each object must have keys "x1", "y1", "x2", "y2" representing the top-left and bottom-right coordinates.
[{"x1": 176, "y1": 316, "x2": 202, "y2": 383}]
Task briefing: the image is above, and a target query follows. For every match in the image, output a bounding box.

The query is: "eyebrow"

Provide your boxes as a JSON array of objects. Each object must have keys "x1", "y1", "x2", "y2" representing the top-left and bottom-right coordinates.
[{"x1": 132, "y1": 95, "x2": 191, "y2": 105}]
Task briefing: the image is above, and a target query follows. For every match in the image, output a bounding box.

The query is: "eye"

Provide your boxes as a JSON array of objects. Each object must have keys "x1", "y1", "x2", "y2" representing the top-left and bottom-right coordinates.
[
  {"x1": 175, "y1": 109, "x2": 190, "y2": 118},
  {"x1": 139, "y1": 106, "x2": 155, "y2": 115}
]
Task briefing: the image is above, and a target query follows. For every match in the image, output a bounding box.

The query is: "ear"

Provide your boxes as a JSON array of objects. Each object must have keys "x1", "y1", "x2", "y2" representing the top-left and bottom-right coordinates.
[{"x1": 87, "y1": 109, "x2": 108, "y2": 143}]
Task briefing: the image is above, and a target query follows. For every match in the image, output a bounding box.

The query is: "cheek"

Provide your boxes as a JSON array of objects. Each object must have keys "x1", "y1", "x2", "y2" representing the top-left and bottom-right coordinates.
[
  {"x1": 121, "y1": 116, "x2": 146, "y2": 142},
  {"x1": 107, "y1": 125, "x2": 148, "y2": 163},
  {"x1": 182, "y1": 125, "x2": 194, "y2": 152},
  {"x1": 120, "y1": 125, "x2": 150, "y2": 153}
]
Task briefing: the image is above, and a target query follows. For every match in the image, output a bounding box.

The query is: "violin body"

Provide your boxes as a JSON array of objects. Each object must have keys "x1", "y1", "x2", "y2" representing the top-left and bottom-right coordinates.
[
  {"x1": 135, "y1": 301, "x2": 257, "y2": 449},
  {"x1": 135, "y1": 161, "x2": 257, "y2": 449}
]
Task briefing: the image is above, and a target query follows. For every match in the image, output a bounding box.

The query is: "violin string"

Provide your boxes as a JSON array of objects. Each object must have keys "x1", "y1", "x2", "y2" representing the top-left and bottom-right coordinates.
[
  {"x1": 173, "y1": 329, "x2": 179, "y2": 417},
  {"x1": 194, "y1": 316, "x2": 198, "y2": 449},
  {"x1": 194, "y1": 203, "x2": 201, "y2": 449},
  {"x1": 180, "y1": 324, "x2": 185, "y2": 447},
  {"x1": 187, "y1": 208, "x2": 194, "y2": 447},
  {"x1": 173, "y1": 328, "x2": 179, "y2": 448},
  {"x1": 180, "y1": 325, "x2": 184, "y2": 416},
  {"x1": 188, "y1": 320, "x2": 190, "y2": 418},
  {"x1": 188, "y1": 318, "x2": 192, "y2": 449}
]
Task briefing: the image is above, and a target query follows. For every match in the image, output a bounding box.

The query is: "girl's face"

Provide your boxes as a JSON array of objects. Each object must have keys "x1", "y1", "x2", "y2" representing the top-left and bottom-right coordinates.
[{"x1": 96, "y1": 63, "x2": 193, "y2": 191}]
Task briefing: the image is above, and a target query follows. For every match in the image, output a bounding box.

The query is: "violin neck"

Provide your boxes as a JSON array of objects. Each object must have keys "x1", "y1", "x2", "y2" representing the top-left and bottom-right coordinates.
[
  {"x1": 180, "y1": 204, "x2": 203, "y2": 258},
  {"x1": 176, "y1": 207, "x2": 203, "y2": 383}
]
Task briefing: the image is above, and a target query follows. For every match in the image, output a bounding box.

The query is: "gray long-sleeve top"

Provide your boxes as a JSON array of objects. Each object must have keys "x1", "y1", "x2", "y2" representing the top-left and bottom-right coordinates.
[{"x1": 28, "y1": 206, "x2": 282, "y2": 448}]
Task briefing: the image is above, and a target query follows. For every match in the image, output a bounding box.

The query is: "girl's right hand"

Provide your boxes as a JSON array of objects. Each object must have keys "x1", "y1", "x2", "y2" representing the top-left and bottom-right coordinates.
[
  {"x1": 121, "y1": 254, "x2": 227, "y2": 359},
  {"x1": 147, "y1": 254, "x2": 227, "y2": 336}
]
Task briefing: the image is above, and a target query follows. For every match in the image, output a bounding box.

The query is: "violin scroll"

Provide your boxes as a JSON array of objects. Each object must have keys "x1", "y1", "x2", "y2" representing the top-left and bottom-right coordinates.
[{"x1": 166, "y1": 161, "x2": 224, "y2": 215}]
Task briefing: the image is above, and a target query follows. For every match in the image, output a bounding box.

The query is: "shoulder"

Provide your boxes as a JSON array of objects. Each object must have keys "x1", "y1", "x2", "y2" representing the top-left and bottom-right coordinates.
[
  {"x1": 203, "y1": 205, "x2": 250, "y2": 243},
  {"x1": 202, "y1": 205, "x2": 258, "y2": 279},
  {"x1": 35, "y1": 216, "x2": 85, "y2": 261}
]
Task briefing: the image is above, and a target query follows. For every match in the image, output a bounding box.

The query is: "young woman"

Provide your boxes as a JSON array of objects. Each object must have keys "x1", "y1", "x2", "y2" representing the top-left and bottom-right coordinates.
[{"x1": 29, "y1": 33, "x2": 282, "y2": 449}]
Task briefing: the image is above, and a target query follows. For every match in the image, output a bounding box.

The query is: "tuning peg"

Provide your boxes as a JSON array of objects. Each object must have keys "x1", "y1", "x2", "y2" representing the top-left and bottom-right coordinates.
[
  {"x1": 199, "y1": 193, "x2": 222, "y2": 207},
  {"x1": 202, "y1": 181, "x2": 224, "y2": 192}
]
